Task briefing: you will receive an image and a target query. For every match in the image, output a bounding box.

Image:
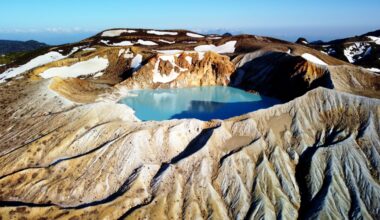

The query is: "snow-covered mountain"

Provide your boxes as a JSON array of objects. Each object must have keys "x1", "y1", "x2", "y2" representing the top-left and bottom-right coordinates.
[{"x1": 298, "y1": 30, "x2": 380, "y2": 73}]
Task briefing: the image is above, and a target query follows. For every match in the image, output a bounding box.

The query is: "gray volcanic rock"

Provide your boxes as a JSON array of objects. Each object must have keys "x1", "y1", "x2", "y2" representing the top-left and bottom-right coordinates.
[{"x1": 0, "y1": 28, "x2": 379, "y2": 219}]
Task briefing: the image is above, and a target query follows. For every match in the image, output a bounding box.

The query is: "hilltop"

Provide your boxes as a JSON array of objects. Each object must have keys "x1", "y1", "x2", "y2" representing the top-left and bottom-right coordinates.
[
  {"x1": 0, "y1": 39, "x2": 48, "y2": 54},
  {"x1": 0, "y1": 39, "x2": 49, "y2": 66}
]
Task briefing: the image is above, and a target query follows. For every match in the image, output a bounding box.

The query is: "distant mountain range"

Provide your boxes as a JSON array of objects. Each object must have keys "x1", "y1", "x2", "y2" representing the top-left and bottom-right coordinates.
[{"x1": 0, "y1": 40, "x2": 48, "y2": 55}]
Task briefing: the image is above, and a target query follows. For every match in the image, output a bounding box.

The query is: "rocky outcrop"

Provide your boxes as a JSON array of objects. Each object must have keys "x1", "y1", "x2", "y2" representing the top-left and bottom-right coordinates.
[{"x1": 119, "y1": 51, "x2": 234, "y2": 90}]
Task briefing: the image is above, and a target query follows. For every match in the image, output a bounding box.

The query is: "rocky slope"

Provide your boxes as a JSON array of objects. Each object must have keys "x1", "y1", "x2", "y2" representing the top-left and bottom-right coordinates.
[
  {"x1": 0, "y1": 28, "x2": 379, "y2": 219},
  {"x1": 298, "y1": 29, "x2": 380, "y2": 74}
]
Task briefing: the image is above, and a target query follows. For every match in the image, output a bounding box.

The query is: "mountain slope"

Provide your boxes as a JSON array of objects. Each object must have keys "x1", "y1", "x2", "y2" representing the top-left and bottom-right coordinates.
[
  {"x1": 298, "y1": 29, "x2": 380, "y2": 73},
  {"x1": 0, "y1": 39, "x2": 48, "y2": 54}
]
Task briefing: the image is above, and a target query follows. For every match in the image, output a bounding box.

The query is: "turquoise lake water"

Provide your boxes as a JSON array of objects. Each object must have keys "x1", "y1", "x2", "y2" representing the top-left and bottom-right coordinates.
[{"x1": 119, "y1": 86, "x2": 280, "y2": 121}]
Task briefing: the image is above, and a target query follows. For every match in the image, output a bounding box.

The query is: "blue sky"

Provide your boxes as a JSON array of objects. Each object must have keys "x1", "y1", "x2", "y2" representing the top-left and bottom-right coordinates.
[{"x1": 1, "y1": 0, "x2": 379, "y2": 44}]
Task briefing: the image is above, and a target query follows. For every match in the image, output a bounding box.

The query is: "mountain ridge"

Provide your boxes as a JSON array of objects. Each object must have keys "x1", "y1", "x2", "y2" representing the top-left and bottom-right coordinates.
[
  {"x1": 0, "y1": 39, "x2": 48, "y2": 55},
  {"x1": 296, "y1": 29, "x2": 380, "y2": 73}
]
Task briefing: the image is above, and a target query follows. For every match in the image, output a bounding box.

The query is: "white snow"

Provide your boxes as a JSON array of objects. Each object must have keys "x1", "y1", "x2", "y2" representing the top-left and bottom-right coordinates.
[
  {"x1": 326, "y1": 48, "x2": 336, "y2": 55},
  {"x1": 93, "y1": 72, "x2": 104, "y2": 77},
  {"x1": 137, "y1": 39, "x2": 158, "y2": 46},
  {"x1": 83, "y1": 48, "x2": 96, "y2": 51},
  {"x1": 101, "y1": 40, "x2": 134, "y2": 47},
  {"x1": 123, "y1": 49, "x2": 134, "y2": 59},
  {"x1": 101, "y1": 29, "x2": 136, "y2": 37},
  {"x1": 112, "y1": 41, "x2": 134, "y2": 46},
  {"x1": 154, "y1": 50, "x2": 204, "y2": 62},
  {"x1": 344, "y1": 42, "x2": 371, "y2": 63},
  {"x1": 301, "y1": 53, "x2": 327, "y2": 66},
  {"x1": 100, "y1": 40, "x2": 110, "y2": 45},
  {"x1": 187, "y1": 33, "x2": 205, "y2": 38},
  {"x1": 0, "y1": 51, "x2": 67, "y2": 83},
  {"x1": 196, "y1": 52, "x2": 205, "y2": 60},
  {"x1": 118, "y1": 49, "x2": 126, "y2": 57},
  {"x1": 302, "y1": 41, "x2": 308, "y2": 44},
  {"x1": 368, "y1": 36, "x2": 380, "y2": 45},
  {"x1": 155, "y1": 50, "x2": 183, "y2": 55},
  {"x1": 366, "y1": 67, "x2": 380, "y2": 73},
  {"x1": 69, "y1": 46, "x2": 83, "y2": 55},
  {"x1": 208, "y1": 36, "x2": 222, "y2": 40},
  {"x1": 185, "y1": 56, "x2": 192, "y2": 65},
  {"x1": 147, "y1": 30, "x2": 178, "y2": 36},
  {"x1": 131, "y1": 54, "x2": 143, "y2": 69},
  {"x1": 159, "y1": 39, "x2": 175, "y2": 44},
  {"x1": 0, "y1": 64, "x2": 4, "y2": 67},
  {"x1": 152, "y1": 55, "x2": 188, "y2": 83},
  {"x1": 40, "y1": 56, "x2": 109, "y2": 79},
  {"x1": 194, "y1": 41, "x2": 237, "y2": 54}
]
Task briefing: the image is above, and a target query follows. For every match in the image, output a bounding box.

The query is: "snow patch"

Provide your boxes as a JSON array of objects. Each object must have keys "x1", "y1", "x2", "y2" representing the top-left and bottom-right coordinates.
[
  {"x1": 368, "y1": 36, "x2": 380, "y2": 45},
  {"x1": 93, "y1": 72, "x2": 104, "y2": 78},
  {"x1": 101, "y1": 40, "x2": 134, "y2": 47},
  {"x1": 344, "y1": 42, "x2": 371, "y2": 63},
  {"x1": 131, "y1": 54, "x2": 143, "y2": 69},
  {"x1": 152, "y1": 55, "x2": 188, "y2": 83},
  {"x1": 101, "y1": 29, "x2": 136, "y2": 37},
  {"x1": 83, "y1": 48, "x2": 96, "y2": 51},
  {"x1": 366, "y1": 67, "x2": 380, "y2": 73},
  {"x1": 0, "y1": 51, "x2": 67, "y2": 83},
  {"x1": 118, "y1": 49, "x2": 126, "y2": 57},
  {"x1": 123, "y1": 49, "x2": 134, "y2": 59},
  {"x1": 137, "y1": 39, "x2": 158, "y2": 46},
  {"x1": 326, "y1": 47, "x2": 336, "y2": 55},
  {"x1": 40, "y1": 56, "x2": 109, "y2": 79},
  {"x1": 100, "y1": 40, "x2": 110, "y2": 45},
  {"x1": 185, "y1": 56, "x2": 192, "y2": 65},
  {"x1": 197, "y1": 52, "x2": 205, "y2": 60},
  {"x1": 155, "y1": 50, "x2": 183, "y2": 55},
  {"x1": 112, "y1": 41, "x2": 134, "y2": 46},
  {"x1": 187, "y1": 33, "x2": 204, "y2": 38},
  {"x1": 69, "y1": 46, "x2": 83, "y2": 55},
  {"x1": 147, "y1": 30, "x2": 178, "y2": 36},
  {"x1": 159, "y1": 39, "x2": 175, "y2": 44},
  {"x1": 301, "y1": 53, "x2": 327, "y2": 66},
  {"x1": 208, "y1": 36, "x2": 222, "y2": 40},
  {"x1": 194, "y1": 41, "x2": 237, "y2": 54}
]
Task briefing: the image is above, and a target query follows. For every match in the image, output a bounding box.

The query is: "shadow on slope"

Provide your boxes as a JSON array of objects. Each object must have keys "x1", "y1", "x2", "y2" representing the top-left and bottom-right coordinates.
[{"x1": 230, "y1": 52, "x2": 335, "y2": 101}]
